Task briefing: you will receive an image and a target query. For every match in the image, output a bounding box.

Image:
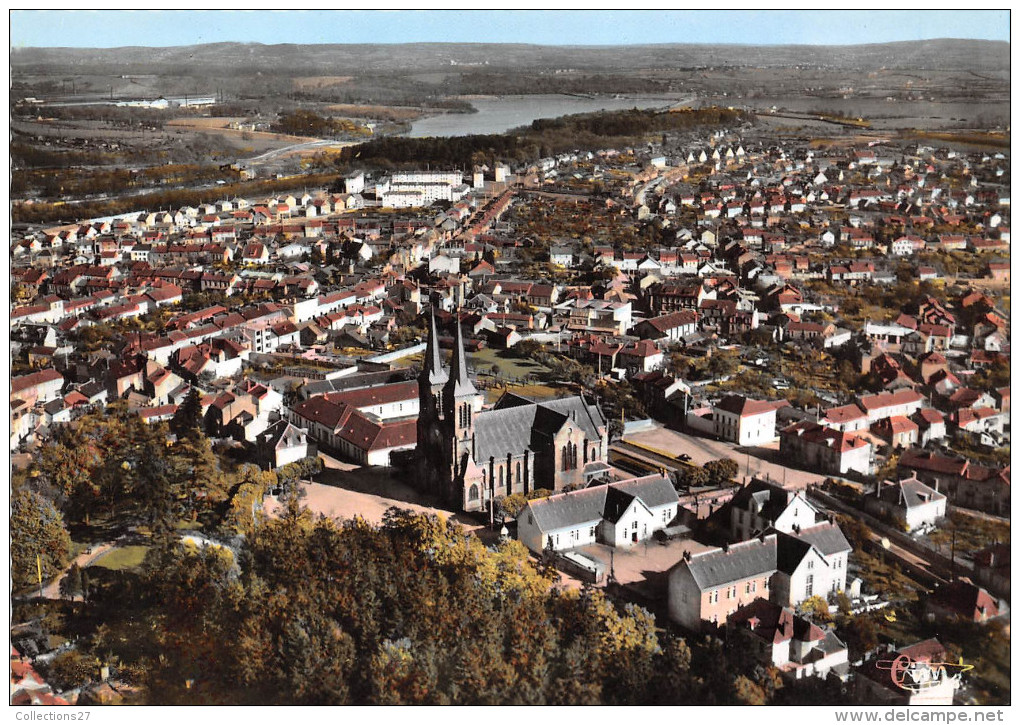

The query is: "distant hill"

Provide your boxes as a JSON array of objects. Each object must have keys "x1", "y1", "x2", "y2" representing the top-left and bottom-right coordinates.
[{"x1": 11, "y1": 39, "x2": 1010, "y2": 75}]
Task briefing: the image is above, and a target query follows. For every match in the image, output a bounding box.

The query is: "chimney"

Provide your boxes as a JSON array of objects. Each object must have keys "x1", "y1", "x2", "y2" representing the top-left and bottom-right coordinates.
[{"x1": 722, "y1": 542, "x2": 729, "y2": 553}]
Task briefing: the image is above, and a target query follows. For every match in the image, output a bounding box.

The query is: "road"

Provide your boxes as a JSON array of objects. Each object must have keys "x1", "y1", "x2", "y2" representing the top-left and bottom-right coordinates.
[
  {"x1": 27, "y1": 541, "x2": 120, "y2": 600},
  {"x1": 623, "y1": 425, "x2": 825, "y2": 490},
  {"x1": 242, "y1": 138, "x2": 359, "y2": 167}
]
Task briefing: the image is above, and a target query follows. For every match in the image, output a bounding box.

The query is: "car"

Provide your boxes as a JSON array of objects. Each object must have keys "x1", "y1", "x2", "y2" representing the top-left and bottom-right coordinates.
[{"x1": 676, "y1": 453, "x2": 692, "y2": 462}]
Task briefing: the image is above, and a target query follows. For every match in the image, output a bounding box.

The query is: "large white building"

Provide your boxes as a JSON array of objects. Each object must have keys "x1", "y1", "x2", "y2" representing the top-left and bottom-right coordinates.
[
  {"x1": 379, "y1": 171, "x2": 468, "y2": 208},
  {"x1": 713, "y1": 395, "x2": 788, "y2": 446}
]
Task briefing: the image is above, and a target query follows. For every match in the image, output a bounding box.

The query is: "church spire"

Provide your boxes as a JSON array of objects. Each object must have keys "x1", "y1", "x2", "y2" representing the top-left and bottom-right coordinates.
[
  {"x1": 422, "y1": 306, "x2": 448, "y2": 387},
  {"x1": 447, "y1": 310, "x2": 477, "y2": 398}
]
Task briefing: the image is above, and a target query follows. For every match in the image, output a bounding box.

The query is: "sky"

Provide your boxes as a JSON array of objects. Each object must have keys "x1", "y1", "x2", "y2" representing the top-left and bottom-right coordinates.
[{"x1": 9, "y1": 9, "x2": 1011, "y2": 49}]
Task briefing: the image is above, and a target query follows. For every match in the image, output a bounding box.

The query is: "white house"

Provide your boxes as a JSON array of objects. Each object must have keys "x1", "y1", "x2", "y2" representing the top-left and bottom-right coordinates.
[
  {"x1": 728, "y1": 478, "x2": 823, "y2": 542},
  {"x1": 257, "y1": 419, "x2": 310, "y2": 470},
  {"x1": 713, "y1": 395, "x2": 788, "y2": 446},
  {"x1": 517, "y1": 474, "x2": 679, "y2": 553},
  {"x1": 728, "y1": 599, "x2": 849, "y2": 680},
  {"x1": 864, "y1": 476, "x2": 947, "y2": 533}
]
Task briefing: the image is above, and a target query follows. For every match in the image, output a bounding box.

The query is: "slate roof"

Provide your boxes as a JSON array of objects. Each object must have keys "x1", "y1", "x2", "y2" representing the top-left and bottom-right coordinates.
[
  {"x1": 878, "y1": 476, "x2": 946, "y2": 510},
  {"x1": 683, "y1": 536, "x2": 779, "y2": 590},
  {"x1": 474, "y1": 394, "x2": 606, "y2": 463},
  {"x1": 793, "y1": 522, "x2": 852, "y2": 557},
  {"x1": 525, "y1": 474, "x2": 677, "y2": 533}
]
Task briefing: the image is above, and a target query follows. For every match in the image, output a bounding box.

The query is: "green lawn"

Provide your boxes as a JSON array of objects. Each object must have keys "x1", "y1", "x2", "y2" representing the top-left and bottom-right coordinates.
[
  {"x1": 91, "y1": 545, "x2": 150, "y2": 572},
  {"x1": 469, "y1": 346, "x2": 550, "y2": 381}
]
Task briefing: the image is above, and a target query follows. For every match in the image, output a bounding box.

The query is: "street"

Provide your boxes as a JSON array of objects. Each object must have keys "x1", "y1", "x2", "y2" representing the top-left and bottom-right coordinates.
[{"x1": 623, "y1": 424, "x2": 826, "y2": 490}]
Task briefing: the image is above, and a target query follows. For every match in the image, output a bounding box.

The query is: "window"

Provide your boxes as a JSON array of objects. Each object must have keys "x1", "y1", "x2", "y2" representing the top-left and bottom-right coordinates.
[
  {"x1": 468, "y1": 485, "x2": 479, "y2": 501},
  {"x1": 589, "y1": 526, "x2": 595, "y2": 538},
  {"x1": 663, "y1": 508, "x2": 671, "y2": 522},
  {"x1": 727, "y1": 588, "x2": 732, "y2": 600},
  {"x1": 632, "y1": 520, "x2": 638, "y2": 530},
  {"x1": 805, "y1": 574, "x2": 814, "y2": 598},
  {"x1": 745, "y1": 583, "x2": 751, "y2": 595},
  {"x1": 807, "y1": 560, "x2": 814, "y2": 570},
  {"x1": 516, "y1": 462, "x2": 521, "y2": 485},
  {"x1": 499, "y1": 467, "x2": 504, "y2": 488}
]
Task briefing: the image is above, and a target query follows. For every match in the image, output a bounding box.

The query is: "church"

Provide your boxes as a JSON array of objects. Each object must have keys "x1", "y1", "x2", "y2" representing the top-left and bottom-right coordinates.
[{"x1": 416, "y1": 311, "x2": 611, "y2": 513}]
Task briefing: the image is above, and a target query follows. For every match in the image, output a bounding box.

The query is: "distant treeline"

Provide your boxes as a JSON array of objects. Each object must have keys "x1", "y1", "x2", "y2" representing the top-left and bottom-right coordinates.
[
  {"x1": 331, "y1": 106, "x2": 750, "y2": 170},
  {"x1": 11, "y1": 173, "x2": 338, "y2": 225},
  {"x1": 452, "y1": 72, "x2": 677, "y2": 96}
]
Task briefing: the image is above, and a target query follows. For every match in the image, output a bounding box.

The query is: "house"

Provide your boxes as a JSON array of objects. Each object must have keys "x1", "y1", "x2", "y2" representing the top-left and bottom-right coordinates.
[
  {"x1": 864, "y1": 476, "x2": 947, "y2": 532},
  {"x1": 256, "y1": 419, "x2": 309, "y2": 470},
  {"x1": 616, "y1": 339, "x2": 664, "y2": 375},
  {"x1": 667, "y1": 523, "x2": 851, "y2": 631},
  {"x1": 323, "y1": 380, "x2": 419, "y2": 422},
  {"x1": 517, "y1": 474, "x2": 679, "y2": 553},
  {"x1": 913, "y1": 408, "x2": 947, "y2": 446},
  {"x1": 871, "y1": 415, "x2": 920, "y2": 449},
  {"x1": 667, "y1": 536, "x2": 777, "y2": 631},
  {"x1": 11, "y1": 368, "x2": 64, "y2": 406},
  {"x1": 712, "y1": 395, "x2": 788, "y2": 446},
  {"x1": 727, "y1": 599, "x2": 849, "y2": 681},
  {"x1": 925, "y1": 579, "x2": 1001, "y2": 623},
  {"x1": 289, "y1": 395, "x2": 416, "y2": 466},
  {"x1": 856, "y1": 390, "x2": 923, "y2": 424},
  {"x1": 821, "y1": 404, "x2": 869, "y2": 433},
  {"x1": 727, "y1": 478, "x2": 821, "y2": 541},
  {"x1": 780, "y1": 421, "x2": 872, "y2": 476},
  {"x1": 633, "y1": 310, "x2": 699, "y2": 342},
  {"x1": 897, "y1": 448, "x2": 1010, "y2": 516}
]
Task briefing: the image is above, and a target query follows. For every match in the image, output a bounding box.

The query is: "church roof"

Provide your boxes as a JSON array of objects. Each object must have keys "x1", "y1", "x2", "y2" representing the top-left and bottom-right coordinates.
[{"x1": 473, "y1": 394, "x2": 606, "y2": 463}]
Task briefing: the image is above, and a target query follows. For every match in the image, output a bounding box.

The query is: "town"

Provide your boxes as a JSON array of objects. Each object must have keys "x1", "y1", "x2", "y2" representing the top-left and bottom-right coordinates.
[{"x1": 10, "y1": 70, "x2": 1011, "y2": 709}]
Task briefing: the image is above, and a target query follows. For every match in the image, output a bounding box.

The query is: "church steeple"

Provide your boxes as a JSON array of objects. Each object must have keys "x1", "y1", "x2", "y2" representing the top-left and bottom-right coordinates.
[
  {"x1": 421, "y1": 307, "x2": 449, "y2": 387},
  {"x1": 446, "y1": 311, "x2": 477, "y2": 398},
  {"x1": 444, "y1": 310, "x2": 481, "y2": 445}
]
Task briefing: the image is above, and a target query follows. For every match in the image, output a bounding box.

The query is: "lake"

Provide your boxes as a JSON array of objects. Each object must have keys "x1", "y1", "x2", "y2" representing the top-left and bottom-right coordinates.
[{"x1": 405, "y1": 94, "x2": 690, "y2": 138}]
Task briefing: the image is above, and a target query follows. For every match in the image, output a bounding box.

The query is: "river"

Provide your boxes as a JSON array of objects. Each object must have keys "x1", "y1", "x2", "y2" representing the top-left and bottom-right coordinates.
[{"x1": 405, "y1": 94, "x2": 691, "y2": 138}]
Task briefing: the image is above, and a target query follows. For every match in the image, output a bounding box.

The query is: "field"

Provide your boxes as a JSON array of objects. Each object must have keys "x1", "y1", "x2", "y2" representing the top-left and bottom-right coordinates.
[
  {"x1": 468, "y1": 346, "x2": 551, "y2": 382},
  {"x1": 292, "y1": 76, "x2": 353, "y2": 90},
  {"x1": 326, "y1": 103, "x2": 424, "y2": 121},
  {"x1": 91, "y1": 545, "x2": 150, "y2": 572},
  {"x1": 166, "y1": 117, "x2": 314, "y2": 147}
]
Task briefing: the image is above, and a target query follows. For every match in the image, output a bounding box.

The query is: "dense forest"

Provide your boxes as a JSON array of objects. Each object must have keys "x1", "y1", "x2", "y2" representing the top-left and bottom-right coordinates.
[
  {"x1": 12, "y1": 405, "x2": 849, "y2": 705},
  {"x1": 331, "y1": 106, "x2": 750, "y2": 171}
]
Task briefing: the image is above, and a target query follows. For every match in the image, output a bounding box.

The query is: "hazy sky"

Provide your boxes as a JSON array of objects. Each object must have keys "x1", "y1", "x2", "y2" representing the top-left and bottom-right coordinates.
[{"x1": 9, "y1": 10, "x2": 1011, "y2": 48}]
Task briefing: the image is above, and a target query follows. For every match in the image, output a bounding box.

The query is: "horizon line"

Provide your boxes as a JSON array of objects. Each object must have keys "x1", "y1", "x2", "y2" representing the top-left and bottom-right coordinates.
[{"x1": 11, "y1": 36, "x2": 1010, "y2": 51}]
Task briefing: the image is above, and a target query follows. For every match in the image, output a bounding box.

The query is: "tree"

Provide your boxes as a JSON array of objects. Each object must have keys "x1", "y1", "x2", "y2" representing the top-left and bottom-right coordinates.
[
  {"x1": 11, "y1": 487, "x2": 72, "y2": 591},
  {"x1": 171, "y1": 388, "x2": 203, "y2": 440},
  {"x1": 675, "y1": 466, "x2": 710, "y2": 489},
  {"x1": 703, "y1": 458, "x2": 739, "y2": 486},
  {"x1": 45, "y1": 650, "x2": 98, "y2": 691},
  {"x1": 59, "y1": 563, "x2": 83, "y2": 601},
  {"x1": 797, "y1": 594, "x2": 834, "y2": 624},
  {"x1": 495, "y1": 493, "x2": 529, "y2": 521},
  {"x1": 839, "y1": 614, "x2": 879, "y2": 661}
]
